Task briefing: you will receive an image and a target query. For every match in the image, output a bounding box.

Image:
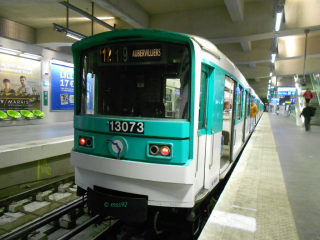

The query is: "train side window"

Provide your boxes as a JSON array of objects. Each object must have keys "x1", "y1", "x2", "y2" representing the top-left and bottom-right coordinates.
[
  {"x1": 236, "y1": 85, "x2": 243, "y2": 120},
  {"x1": 199, "y1": 71, "x2": 207, "y2": 129},
  {"x1": 247, "y1": 94, "x2": 251, "y2": 117}
]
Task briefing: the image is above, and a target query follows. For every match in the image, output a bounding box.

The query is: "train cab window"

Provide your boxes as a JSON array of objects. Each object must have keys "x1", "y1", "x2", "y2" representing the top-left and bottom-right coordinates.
[
  {"x1": 165, "y1": 79, "x2": 182, "y2": 118},
  {"x1": 79, "y1": 41, "x2": 190, "y2": 120},
  {"x1": 82, "y1": 55, "x2": 95, "y2": 115}
]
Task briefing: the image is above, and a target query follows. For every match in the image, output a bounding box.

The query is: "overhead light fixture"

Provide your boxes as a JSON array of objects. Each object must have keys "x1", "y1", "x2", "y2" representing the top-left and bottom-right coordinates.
[
  {"x1": 268, "y1": 85, "x2": 271, "y2": 89},
  {"x1": 53, "y1": 23, "x2": 87, "y2": 41},
  {"x1": 275, "y1": 7, "x2": 284, "y2": 31},
  {"x1": 271, "y1": 52, "x2": 277, "y2": 63},
  {"x1": 0, "y1": 46, "x2": 42, "y2": 60},
  {"x1": 20, "y1": 52, "x2": 42, "y2": 60},
  {"x1": 270, "y1": 72, "x2": 273, "y2": 77},
  {"x1": 269, "y1": 79, "x2": 271, "y2": 83},
  {"x1": 66, "y1": 32, "x2": 82, "y2": 41},
  {"x1": 51, "y1": 59, "x2": 74, "y2": 67},
  {"x1": 0, "y1": 46, "x2": 22, "y2": 55}
]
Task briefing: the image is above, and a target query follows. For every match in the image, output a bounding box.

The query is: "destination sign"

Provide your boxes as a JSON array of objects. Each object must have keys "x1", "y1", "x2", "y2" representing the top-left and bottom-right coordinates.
[
  {"x1": 100, "y1": 44, "x2": 162, "y2": 64},
  {"x1": 277, "y1": 87, "x2": 296, "y2": 96}
]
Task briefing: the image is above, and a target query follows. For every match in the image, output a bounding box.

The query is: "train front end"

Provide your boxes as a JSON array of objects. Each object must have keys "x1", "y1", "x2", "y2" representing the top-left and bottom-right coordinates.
[{"x1": 71, "y1": 30, "x2": 196, "y2": 222}]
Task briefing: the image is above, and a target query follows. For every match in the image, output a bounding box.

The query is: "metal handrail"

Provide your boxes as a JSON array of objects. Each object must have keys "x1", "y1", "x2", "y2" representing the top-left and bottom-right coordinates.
[{"x1": 310, "y1": 74, "x2": 320, "y2": 106}]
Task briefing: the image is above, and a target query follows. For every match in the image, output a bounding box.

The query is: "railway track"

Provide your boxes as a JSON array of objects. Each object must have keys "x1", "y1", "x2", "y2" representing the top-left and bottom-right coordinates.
[
  {"x1": 0, "y1": 130, "x2": 255, "y2": 240},
  {"x1": 0, "y1": 174, "x2": 224, "y2": 240}
]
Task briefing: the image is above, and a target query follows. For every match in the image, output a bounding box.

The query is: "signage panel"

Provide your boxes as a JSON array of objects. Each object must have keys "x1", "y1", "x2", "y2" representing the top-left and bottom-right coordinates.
[
  {"x1": 277, "y1": 87, "x2": 296, "y2": 96},
  {"x1": 270, "y1": 98, "x2": 280, "y2": 105},
  {"x1": 43, "y1": 91, "x2": 48, "y2": 106},
  {"x1": 99, "y1": 44, "x2": 162, "y2": 64}
]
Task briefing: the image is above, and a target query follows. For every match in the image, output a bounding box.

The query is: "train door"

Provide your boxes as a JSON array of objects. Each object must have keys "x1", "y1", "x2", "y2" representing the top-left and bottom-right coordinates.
[
  {"x1": 194, "y1": 65, "x2": 210, "y2": 193},
  {"x1": 221, "y1": 76, "x2": 235, "y2": 177}
]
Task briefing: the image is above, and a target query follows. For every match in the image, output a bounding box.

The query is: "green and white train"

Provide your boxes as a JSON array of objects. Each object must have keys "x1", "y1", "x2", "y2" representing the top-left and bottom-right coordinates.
[{"x1": 71, "y1": 29, "x2": 263, "y2": 229}]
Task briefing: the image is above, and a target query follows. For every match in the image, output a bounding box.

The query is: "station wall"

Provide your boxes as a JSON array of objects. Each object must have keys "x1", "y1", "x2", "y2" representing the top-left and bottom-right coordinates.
[{"x1": 0, "y1": 36, "x2": 74, "y2": 127}]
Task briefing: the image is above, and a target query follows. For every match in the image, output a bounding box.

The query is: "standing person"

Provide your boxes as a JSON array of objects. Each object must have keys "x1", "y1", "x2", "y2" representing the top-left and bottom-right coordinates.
[
  {"x1": 17, "y1": 76, "x2": 33, "y2": 94},
  {"x1": 223, "y1": 101, "x2": 230, "y2": 112},
  {"x1": 303, "y1": 88, "x2": 314, "y2": 104},
  {"x1": 250, "y1": 100, "x2": 258, "y2": 132},
  {"x1": 300, "y1": 103, "x2": 316, "y2": 131},
  {"x1": 0, "y1": 79, "x2": 15, "y2": 93}
]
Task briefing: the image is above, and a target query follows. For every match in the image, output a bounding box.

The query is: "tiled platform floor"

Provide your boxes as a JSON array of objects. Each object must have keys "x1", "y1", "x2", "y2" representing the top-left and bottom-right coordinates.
[{"x1": 199, "y1": 113, "x2": 320, "y2": 239}]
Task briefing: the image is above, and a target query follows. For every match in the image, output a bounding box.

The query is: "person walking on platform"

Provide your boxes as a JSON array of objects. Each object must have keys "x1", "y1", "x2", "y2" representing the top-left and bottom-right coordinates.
[
  {"x1": 303, "y1": 88, "x2": 314, "y2": 103},
  {"x1": 250, "y1": 100, "x2": 258, "y2": 132},
  {"x1": 300, "y1": 103, "x2": 316, "y2": 131}
]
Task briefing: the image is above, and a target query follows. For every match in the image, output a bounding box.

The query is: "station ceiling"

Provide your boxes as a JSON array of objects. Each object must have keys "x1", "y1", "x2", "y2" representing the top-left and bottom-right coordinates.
[{"x1": 1, "y1": 0, "x2": 320, "y2": 101}]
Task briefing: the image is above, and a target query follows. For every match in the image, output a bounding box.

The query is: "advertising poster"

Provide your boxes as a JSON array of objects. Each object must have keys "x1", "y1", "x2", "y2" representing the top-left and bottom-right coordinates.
[
  {"x1": 0, "y1": 53, "x2": 41, "y2": 111},
  {"x1": 51, "y1": 63, "x2": 74, "y2": 111}
]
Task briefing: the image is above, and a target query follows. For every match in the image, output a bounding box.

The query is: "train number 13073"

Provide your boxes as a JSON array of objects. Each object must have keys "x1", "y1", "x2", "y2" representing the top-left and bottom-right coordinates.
[{"x1": 109, "y1": 121, "x2": 144, "y2": 134}]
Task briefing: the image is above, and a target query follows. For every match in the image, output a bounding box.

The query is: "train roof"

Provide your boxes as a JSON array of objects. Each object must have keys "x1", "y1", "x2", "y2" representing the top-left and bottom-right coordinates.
[{"x1": 188, "y1": 34, "x2": 261, "y2": 102}]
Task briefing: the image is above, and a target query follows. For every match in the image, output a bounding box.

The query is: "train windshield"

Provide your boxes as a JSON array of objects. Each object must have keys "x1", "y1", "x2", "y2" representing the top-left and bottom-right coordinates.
[{"x1": 80, "y1": 41, "x2": 190, "y2": 120}]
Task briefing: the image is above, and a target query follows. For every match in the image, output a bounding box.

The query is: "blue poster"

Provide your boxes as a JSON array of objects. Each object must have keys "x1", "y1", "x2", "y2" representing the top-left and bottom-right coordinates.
[{"x1": 51, "y1": 63, "x2": 74, "y2": 111}]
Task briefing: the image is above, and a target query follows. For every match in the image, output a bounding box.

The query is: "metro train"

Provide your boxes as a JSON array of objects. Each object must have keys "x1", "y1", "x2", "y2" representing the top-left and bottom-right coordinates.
[{"x1": 70, "y1": 29, "x2": 263, "y2": 233}]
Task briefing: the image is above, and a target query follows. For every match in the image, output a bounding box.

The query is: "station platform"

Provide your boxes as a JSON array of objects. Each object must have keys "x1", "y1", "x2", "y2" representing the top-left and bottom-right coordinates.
[
  {"x1": 0, "y1": 121, "x2": 73, "y2": 146},
  {"x1": 0, "y1": 122, "x2": 74, "y2": 192},
  {"x1": 199, "y1": 113, "x2": 320, "y2": 240}
]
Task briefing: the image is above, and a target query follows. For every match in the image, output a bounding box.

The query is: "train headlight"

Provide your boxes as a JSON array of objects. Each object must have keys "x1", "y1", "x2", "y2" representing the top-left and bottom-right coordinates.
[
  {"x1": 79, "y1": 138, "x2": 86, "y2": 146},
  {"x1": 79, "y1": 136, "x2": 93, "y2": 148},
  {"x1": 147, "y1": 143, "x2": 172, "y2": 159},
  {"x1": 150, "y1": 145, "x2": 159, "y2": 155},
  {"x1": 160, "y1": 146, "x2": 170, "y2": 156}
]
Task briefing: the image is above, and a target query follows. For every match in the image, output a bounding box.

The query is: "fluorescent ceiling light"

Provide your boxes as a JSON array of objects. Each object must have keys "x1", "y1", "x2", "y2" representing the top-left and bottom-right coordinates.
[
  {"x1": 275, "y1": 11, "x2": 283, "y2": 31},
  {"x1": 270, "y1": 72, "x2": 272, "y2": 76},
  {"x1": 97, "y1": 17, "x2": 114, "y2": 20},
  {"x1": 269, "y1": 79, "x2": 271, "y2": 83},
  {"x1": 271, "y1": 53, "x2": 276, "y2": 63},
  {"x1": 0, "y1": 46, "x2": 22, "y2": 55},
  {"x1": 66, "y1": 33, "x2": 82, "y2": 41},
  {"x1": 268, "y1": 85, "x2": 270, "y2": 89},
  {"x1": 20, "y1": 52, "x2": 42, "y2": 60},
  {"x1": 53, "y1": 23, "x2": 86, "y2": 41},
  {"x1": 0, "y1": 46, "x2": 42, "y2": 60},
  {"x1": 51, "y1": 59, "x2": 74, "y2": 67}
]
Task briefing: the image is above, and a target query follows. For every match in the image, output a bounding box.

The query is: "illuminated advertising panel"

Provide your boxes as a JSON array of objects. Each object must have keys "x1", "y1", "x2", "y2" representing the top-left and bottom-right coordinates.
[
  {"x1": 0, "y1": 53, "x2": 41, "y2": 111},
  {"x1": 277, "y1": 87, "x2": 296, "y2": 96},
  {"x1": 51, "y1": 63, "x2": 74, "y2": 111}
]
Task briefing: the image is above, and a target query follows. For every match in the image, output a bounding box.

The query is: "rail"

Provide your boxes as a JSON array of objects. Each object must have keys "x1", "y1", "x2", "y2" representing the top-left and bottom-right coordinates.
[
  {"x1": 311, "y1": 74, "x2": 320, "y2": 105},
  {"x1": 1, "y1": 197, "x2": 86, "y2": 240}
]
